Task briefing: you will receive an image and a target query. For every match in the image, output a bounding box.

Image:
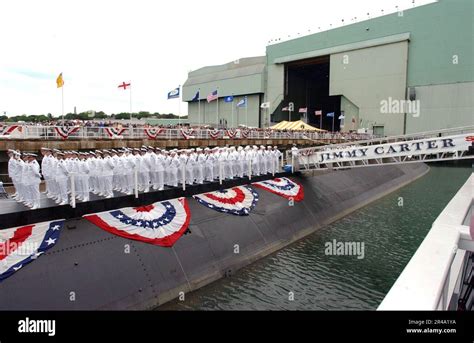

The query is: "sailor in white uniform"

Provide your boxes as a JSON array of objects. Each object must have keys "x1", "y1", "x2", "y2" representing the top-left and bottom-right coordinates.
[
  {"x1": 100, "y1": 150, "x2": 115, "y2": 198},
  {"x1": 195, "y1": 148, "x2": 206, "y2": 184}
]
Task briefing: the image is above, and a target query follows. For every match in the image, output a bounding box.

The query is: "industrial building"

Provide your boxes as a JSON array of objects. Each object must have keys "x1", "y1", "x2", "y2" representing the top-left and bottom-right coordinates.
[{"x1": 183, "y1": 0, "x2": 473, "y2": 136}]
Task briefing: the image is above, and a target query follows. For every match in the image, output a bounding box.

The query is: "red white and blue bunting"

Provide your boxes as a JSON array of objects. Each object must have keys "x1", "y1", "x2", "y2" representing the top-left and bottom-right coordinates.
[
  {"x1": 105, "y1": 127, "x2": 127, "y2": 139},
  {"x1": 253, "y1": 177, "x2": 304, "y2": 202},
  {"x1": 180, "y1": 128, "x2": 195, "y2": 140},
  {"x1": 144, "y1": 128, "x2": 164, "y2": 140},
  {"x1": 209, "y1": 129, "x2": 221, "y2": 139},
  {"x1": 240, "y1": 129, "x2": 250, "y2": 139},
  {"x1": 225, "y1": 129, "x2": 237, "y2": 139},
  {"x1": 84, "y1": 198, "x2": 191, "y2": 247},
  {"x1": 54, "y1": 126, "x2": 80, "y2": 140},
  {"x1": 0, "y1": 125, "x2": 20, "y2": 137},
  {"x1": 193, "y1": 185, "x2": 259, "y2": 216},
  {"x1": 0, "y1": 220, "x2": 64, "y2": 282}
]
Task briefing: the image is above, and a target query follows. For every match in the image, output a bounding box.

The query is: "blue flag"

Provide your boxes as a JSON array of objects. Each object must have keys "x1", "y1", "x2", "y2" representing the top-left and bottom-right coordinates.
[
  {"x1": 326, "y1": 112, "x2": 335, "y2": 117},
  {"x1": 224, "y1": 96, "x2": 234, "y2": 103},
  {"x1": 167, "y1": 87, "x2": 180, "y2": 99},
  {"x1": 191, "y1": 91, "x2": 200, "y2": 102},
  {"x1": 237, "y1": 97, "x2": 247, "y2": 108}
]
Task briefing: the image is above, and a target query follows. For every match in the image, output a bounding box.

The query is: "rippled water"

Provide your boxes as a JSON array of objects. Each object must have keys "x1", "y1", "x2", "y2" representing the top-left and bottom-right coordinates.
[{"x1": 160, "y1": 165, "x2": 472, "y2": 310}]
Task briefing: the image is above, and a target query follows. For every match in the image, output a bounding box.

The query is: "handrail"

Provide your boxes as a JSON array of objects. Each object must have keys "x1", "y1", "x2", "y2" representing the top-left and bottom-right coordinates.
[
  {"x1": 378, "y1": 174, "x2": 474, "y2": 310},
  {"x1": 0, "y1": 125, "x2": 375, "y2": 142}
]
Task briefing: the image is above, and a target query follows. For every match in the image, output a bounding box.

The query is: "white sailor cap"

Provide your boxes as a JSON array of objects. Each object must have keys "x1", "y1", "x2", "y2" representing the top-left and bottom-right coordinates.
[{"x1": 41, "y1": 147, "x2": 52, "y2": 151}]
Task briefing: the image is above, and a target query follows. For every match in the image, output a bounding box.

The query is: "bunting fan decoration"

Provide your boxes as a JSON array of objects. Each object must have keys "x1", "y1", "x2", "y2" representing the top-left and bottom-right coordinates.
[
  {"x1": 0, "y1": 125, "x2": 20, "y2": 137},
  {"x1": 54, "y1": 126, "x2": 80, "y2": 140},
  {"x1": 193, "y1": 186, "x2": 259, "y2": 216},
  {"x1": 144, "y1": 128, "x2": 164, "y2": 140},
  {"x1": 253, "y1": 177, "x2": 304, "y2": 202},
  {"x1": 225, "y1": 129, "x2": 237, "y2": 139},
  {"x1": 0, "y1": 220, "x2": 64, "y2": 282},
  {"x1": 84, "y1": 198, "x2": 191, "y2": 247},
  {"x1": 104, "y1": 127, "x2": 127, "y2": 139},
  {"x1": 209, "y1": 129, "x2": 221, "y2": 139},
  {"x1": 180, "y1": 128, "x2": 195, "y2": 140}
]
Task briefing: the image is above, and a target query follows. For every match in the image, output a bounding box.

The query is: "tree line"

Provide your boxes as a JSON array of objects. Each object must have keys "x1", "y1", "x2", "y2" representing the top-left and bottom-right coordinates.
[{"x1": 0, "y1": 111, "x2": 188, "y2": 122}]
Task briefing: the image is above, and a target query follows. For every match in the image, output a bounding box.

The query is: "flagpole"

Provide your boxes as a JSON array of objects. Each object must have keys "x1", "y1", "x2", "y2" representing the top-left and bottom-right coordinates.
[
  {"x1": 129, "y1": 84, "x2": 132, "y2": 122},
  {"x1": 61, "y1": 85, "x2": 64, "y2": 125},
  {"x1": 320, "y1": 112, "x2": 322, "y2": 130},
  {"x1": 178, "y1": 85, "x2": 181, "y2": 127},
  {"x1": 216, "y1": 88, "x2": 219, "y2": 127},
  {"x1": 246, "y1": 97, "x2": 248, "y2": 127},
  {"x1": 231, "y1": 95, "x2": 234, "y2": 128},
  {"x1": 198, "y1": 88, "x2": 201, "y2": 127}
]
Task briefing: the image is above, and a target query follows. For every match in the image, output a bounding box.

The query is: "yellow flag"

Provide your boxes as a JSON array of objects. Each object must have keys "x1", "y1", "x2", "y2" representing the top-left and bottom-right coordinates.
[{"x1": 56, "y1": 73, "x2": 64, "y2": 88}]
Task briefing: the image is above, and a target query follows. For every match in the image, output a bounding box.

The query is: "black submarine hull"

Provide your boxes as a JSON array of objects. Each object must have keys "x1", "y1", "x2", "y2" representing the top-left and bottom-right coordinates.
[{"x1": 0, "y1": 163, "x2": 429, "y2": 310}]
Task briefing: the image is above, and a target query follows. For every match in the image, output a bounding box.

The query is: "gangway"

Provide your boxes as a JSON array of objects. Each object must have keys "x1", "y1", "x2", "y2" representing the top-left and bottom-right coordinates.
[{"x1": 292, "y1": 126, "x2": 474, "y2": 171}]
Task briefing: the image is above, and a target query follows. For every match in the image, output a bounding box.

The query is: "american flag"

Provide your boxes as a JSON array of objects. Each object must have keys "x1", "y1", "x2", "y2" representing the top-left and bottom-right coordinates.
[
  {"x1": 207, "y1": 90, "x2": 218, "y2": 103},
  {"x1": 282, "y1": 107, "x2": 289, "y2": 111},
  {"x1": 299, "y1": 107, "x2": 307, "y2": 113}
]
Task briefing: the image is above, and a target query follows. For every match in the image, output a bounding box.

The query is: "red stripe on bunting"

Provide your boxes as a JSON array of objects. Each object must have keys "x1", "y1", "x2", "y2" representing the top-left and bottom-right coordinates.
[{"x1": 0, "y1": 225, "x2": 33, "y2": 260}]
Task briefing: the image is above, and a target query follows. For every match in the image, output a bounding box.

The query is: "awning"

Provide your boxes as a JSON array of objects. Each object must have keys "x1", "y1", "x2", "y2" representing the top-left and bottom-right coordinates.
[{"x1": 270, "y1": 120, "x2": 326, "y2": 131}]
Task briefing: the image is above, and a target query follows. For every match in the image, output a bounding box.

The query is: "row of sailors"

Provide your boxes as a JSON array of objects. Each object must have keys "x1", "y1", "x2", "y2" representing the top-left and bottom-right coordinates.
[{"x1": 8, "y1": 145, "x2": 283, "y2": 208}]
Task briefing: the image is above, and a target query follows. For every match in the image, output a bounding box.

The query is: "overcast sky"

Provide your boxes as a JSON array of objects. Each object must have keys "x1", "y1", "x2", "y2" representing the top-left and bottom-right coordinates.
[{"x1": 0, "y1": 0, "x2": 434, "y2": 117}]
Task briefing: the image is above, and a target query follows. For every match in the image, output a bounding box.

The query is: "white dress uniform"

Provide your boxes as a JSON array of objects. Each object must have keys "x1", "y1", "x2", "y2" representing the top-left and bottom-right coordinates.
[
  {"x1": 212, "y1": 150, "x2": 220, "y2": 180},
  {"x1": 23, "y1": 158, "x2": 41, "y2": 209},
  {"x1": 111, "y1": 153, "x2": 121, "y2": 191},
  {"x1": 100, "y1": 155, "x2": 115, "y2": 198},
  {"x1": 41, "y1": 153, "x2": 53, "y2": 197},
  {"x1": 251, "y1": 147, "x2": 260, "y2": 176},
  {"x1": 184, "y1": 153, "x2": 195, "y2": 185},
  {"x1": 258, "y1": 148, "x2": 266, "y2": 174},
  {"x1": 8, "y1": 154, "x2": 20, "y2": 198},
  {"x1": 55, "y1": 157, "x2": 70, "y2": 205},
  {"x1": 204, "y1": 150, "x2": 215, "y2": 182},
  {"x1": 77, "y1": 157, "x2": 90, "y2": 202},
  {"x1": 168, "y1": 154, "x2": 179, "y2": 187},
  {"x1": 155, "y1": 152, "x2": 165, "y2": 191},
  {"x1": 236, "y1": 147, "x2": 245, "y2": 178},
  {"x1": 196, "y1": 150, "x2": 206, "y2": 184},
  {"x1": 273, "y1": 147, "x2": 282, "y2": 174}
]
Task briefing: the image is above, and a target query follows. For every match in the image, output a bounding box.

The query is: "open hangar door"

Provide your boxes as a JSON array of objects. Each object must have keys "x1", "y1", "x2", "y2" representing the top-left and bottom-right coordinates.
[{"x1": 271, "y1": 55, "x2": 342, "y2": 131}]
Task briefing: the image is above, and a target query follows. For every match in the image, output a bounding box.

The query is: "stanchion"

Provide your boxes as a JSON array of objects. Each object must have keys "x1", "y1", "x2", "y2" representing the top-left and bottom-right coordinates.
[
  {"x1": 134, "y1": 169, "x2": 139, "y2": 199},
  {"x1": 182, "y1": 163, "x2": 186, "y2": 191},
  {"x1": 219, "y1": 161, "x2": 223, "y2": 185},
  {"x1": 291, "y1": 155, "x2": 294, "y2": 174},
  {"x1": 70, "y1": 173, "x2": 76, "y2": 208},
  {"x1": 248, "y1": 160, "x2": 252, "y2": 181}
]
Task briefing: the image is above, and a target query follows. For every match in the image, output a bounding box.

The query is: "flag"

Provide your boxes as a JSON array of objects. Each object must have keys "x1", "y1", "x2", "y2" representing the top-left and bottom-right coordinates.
[
  {"x1": 261, "y1": 102, "x2": 270, "y2": 109},
  {"x1": 118, "y1": 81, "x2": 131, "y2": 90},
  {"x1": 56, "y1": 73, "x2": 64, "y2": 88},
  {"x1": 0, "y1": 220, "x2": 65, "y2": 282},
  {"x1": 207, "y1": 90, "x2": 218, "y2": 102},
  {"x1": 237, "y1": 97, "x2": 247, "y2": 108},
  {"x1": 315, "y1": 110, "x2": 322, "y2": 116},
  {"x1": 338, "y1": 114, "x2": 345, "y2": 120},
  {"x1": 299, "y1": 107, "x2": 307, "y2": 113},
  {"x1": 168, "y1": 87, "x2": 180, "y2": 99},
  {"x1": 224, "y1": 96, "x2": 234, "y2": 103},
  {"x1": 191, "y1": 91, "x2": 200, "y2": 102},
  {"x1": 327, "y1": 112, "x2": 335, "y2": 117}
]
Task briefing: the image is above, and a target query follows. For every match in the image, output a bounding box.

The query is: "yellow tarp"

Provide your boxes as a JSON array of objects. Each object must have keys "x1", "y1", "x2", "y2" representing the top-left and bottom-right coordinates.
[{"x1": 270, "y1": 120, "x2": 326, "y2": 131}]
